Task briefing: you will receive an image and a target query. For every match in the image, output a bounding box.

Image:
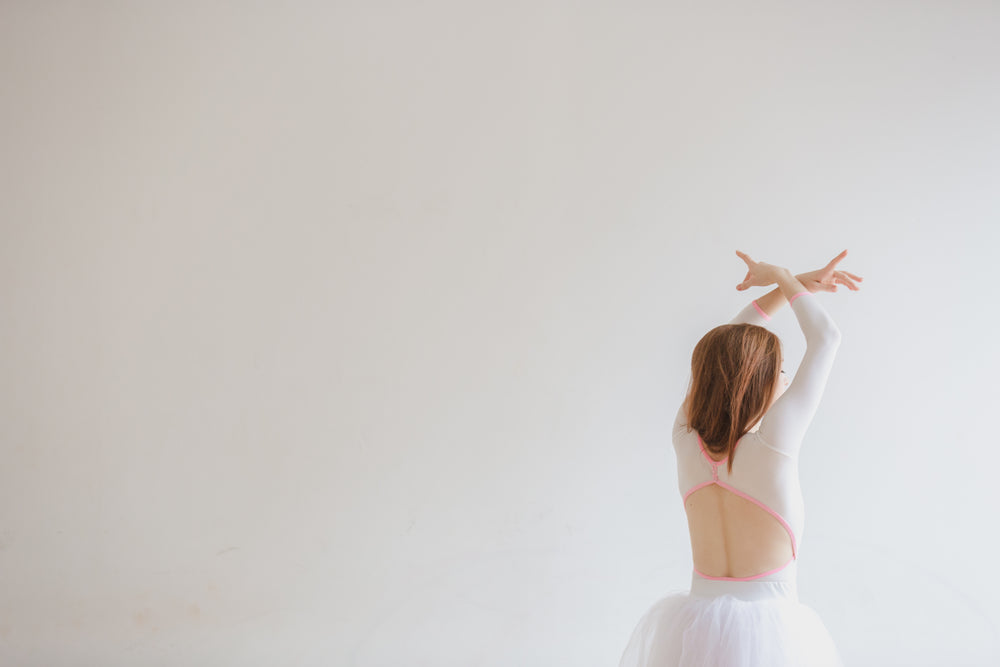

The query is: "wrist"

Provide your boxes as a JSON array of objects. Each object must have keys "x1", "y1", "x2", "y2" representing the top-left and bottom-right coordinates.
[
  {"x1": 775, "y1": 269, "x2": 809, "y2": 301},
  {"x1": 772, "y1": 267, "x2": 793, "y2": 281},
  {"x1": 793, "y1": 272, "x2": 817, "y2": 293}
]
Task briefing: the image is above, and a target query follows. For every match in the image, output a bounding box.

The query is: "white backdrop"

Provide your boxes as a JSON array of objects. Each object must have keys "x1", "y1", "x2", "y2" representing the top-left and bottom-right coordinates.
[{"x1": 2, "y1": 2, "x2": 998, "y2": 665}]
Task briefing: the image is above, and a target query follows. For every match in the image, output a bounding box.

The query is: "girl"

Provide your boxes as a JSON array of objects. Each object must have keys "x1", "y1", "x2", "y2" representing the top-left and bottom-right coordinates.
[{"x1": 618, "y1": 249, "x2": 863, "y2": 666}]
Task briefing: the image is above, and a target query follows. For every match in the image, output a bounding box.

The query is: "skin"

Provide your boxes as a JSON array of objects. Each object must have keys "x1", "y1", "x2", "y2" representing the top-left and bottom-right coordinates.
[{"x1": 736, "y1": 248, "x2": 863, "y2": 298}]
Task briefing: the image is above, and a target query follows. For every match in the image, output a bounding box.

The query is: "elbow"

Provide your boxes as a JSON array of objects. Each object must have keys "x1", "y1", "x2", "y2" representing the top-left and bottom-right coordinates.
[
  {"x1": 821, "y1": 314, "x2": 841, "y2": 344},
  {"x1": 810, "y1": 323, "x2": 841, "y2": 347}
]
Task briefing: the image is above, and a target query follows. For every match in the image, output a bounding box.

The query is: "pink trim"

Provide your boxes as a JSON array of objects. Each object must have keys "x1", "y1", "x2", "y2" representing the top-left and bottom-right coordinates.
[
  {"x1": 694, "y1": 554, "x2": 795, "y2": 581},
  {"x1": 683, "y1": 480, "x2": 717, "y2": 502},
  {"x1": 751, "y1": 300, "x2": 771, "y2": 321},
  {"x1": 788, "y1": 291, "x2": 812, "y2": 304}
]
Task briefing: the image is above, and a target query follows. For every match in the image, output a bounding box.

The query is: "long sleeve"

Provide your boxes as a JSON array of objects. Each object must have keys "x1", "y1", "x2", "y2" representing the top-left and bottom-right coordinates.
[
  {"x1": 729, "y1": 299, "x2": 773, "y2": 327},
  {"x1": 756, "y1": 292, "x2": 841, "y2": 456}
]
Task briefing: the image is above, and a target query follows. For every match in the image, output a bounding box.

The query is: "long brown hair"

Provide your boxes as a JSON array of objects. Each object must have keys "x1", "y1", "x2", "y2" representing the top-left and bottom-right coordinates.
[{"x1": 681, "y1": 323, "x2": 782, "y2": 474}]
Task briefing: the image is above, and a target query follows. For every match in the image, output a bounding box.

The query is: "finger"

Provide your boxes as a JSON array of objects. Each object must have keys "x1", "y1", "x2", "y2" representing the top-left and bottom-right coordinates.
[
  {"x1": 735, "y1": 250, "x2": 755, "y2": 267},
  {"x1": 842, "y1": 271, "x2": 864, "y2": 282},
  {"x1": 832, "y1": 271, "x2": 852, "y2": 287},
  {"x1": 836, "y1": 277, "x2": 858, "y2": 291},
  {"x1": 834, "y1": 271, "x2": 861, "y2": 292},
  {"x1": 834, "y1": 272, "x2": 858, "y2": 290},
  {"x1": 825, "y1": 249, "x2": 848, "y2": 268}
]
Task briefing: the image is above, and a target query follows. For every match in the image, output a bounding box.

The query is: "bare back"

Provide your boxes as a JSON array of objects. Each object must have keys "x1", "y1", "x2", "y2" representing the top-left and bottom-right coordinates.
[{"x1": 684, "y1": 454, "x2": 795, "y2": 578}]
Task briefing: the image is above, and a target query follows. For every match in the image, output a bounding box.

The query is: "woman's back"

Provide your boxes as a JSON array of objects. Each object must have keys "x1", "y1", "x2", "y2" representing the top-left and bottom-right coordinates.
[
  {"x1": 673, "y1": 292, "x2": 841, "y2": 584},
  {"x1": 674, "y1": 421, "x2": 804, "y2": 581}
]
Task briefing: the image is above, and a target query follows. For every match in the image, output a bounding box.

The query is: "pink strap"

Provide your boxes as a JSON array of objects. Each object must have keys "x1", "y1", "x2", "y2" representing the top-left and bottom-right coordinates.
[
  {"x1": 751, "y1": 300, "x2": 771, "y2": 321},
  {"x1": 788, "y1": 291, "x2": 812, "y2": 304},
  {"x1": 695, "y1": 554, "x2": 795, "y2": 581}
]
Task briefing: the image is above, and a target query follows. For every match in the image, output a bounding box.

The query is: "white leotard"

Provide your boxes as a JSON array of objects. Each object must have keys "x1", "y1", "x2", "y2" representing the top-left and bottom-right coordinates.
[{"x1": 673, "y1": 291, "x2": 841, "y2": 582}]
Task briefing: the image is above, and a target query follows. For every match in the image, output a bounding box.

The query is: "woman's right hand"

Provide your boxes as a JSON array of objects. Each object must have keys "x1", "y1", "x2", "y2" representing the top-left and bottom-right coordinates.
[
  {"x1": 794, "y1": 249, "x2": 863, "y2": 294},
  {"x1": 735, "y1": 250, "x2": 787, "y2": 290}
]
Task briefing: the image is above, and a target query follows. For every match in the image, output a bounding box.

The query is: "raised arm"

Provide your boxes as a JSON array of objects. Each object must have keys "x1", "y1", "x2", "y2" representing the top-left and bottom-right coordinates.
[
  {"x1": 680, "y1": 251, "x2": 858, "y2": 445},
  {"x1": 729, "y1": 298, "x2": 773, "y2": 326},
  {"x1": 755, "y1": 269, "x2": 842, "y2": 456},
  {"x1": 729, "y1": 287, "x2": 788, "y2": 325}
]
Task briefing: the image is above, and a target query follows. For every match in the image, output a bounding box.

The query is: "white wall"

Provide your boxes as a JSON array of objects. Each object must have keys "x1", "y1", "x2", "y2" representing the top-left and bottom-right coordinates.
[{"x1": 2, "y1": 2, "x2": 998, "y2": 665}]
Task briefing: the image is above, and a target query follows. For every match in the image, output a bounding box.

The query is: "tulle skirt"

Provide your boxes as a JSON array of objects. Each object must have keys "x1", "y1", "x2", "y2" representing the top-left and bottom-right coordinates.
[{"x1": 618, "y1": 574, "x2": 844, "y2": 667}]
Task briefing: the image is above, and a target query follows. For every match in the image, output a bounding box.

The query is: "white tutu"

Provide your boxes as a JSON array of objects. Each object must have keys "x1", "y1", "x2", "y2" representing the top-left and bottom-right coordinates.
[{"x1": 619, "y1": 574, "x2": 844, "y2": 667}]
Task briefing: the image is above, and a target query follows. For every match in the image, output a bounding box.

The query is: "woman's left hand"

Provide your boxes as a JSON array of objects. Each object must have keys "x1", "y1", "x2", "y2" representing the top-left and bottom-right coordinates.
[{"x1": 795, "y1": 249, "x2": 864, "y2": 293}]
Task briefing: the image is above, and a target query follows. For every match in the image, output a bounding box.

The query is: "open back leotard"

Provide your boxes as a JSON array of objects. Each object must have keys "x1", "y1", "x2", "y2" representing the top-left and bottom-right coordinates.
[{"x1": 673, "y1": 291, "x2": 841, "y2": 585}]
